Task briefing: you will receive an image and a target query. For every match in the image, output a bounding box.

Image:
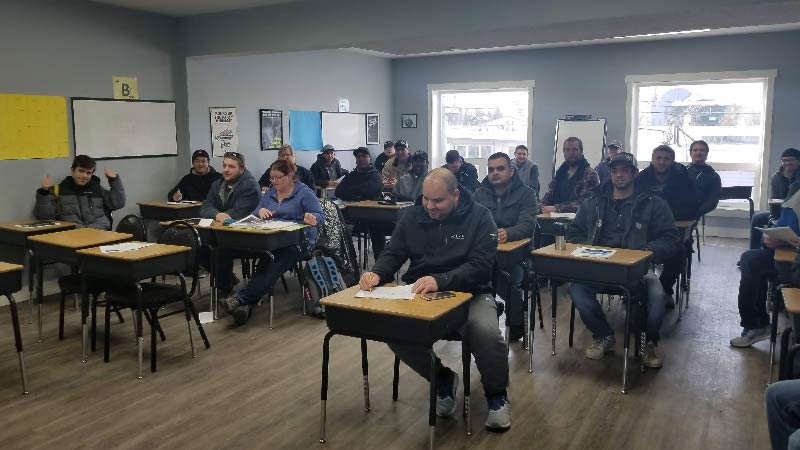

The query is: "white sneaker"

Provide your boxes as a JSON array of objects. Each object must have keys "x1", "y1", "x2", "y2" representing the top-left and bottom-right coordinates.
[
  {"x1": 435, "y1": 372, "x2": 458, "y2": 417},
  {"x1": 485, "y1": 394, "x2": 511, "y2": 432},
  {"x1": 643, "y1": 342, "x2": 662, "y2": 369},
  {"x1": 730, "y1": 326, "x2": 771, "y2": 348},
  {"x1": 585, "y1": 336, "x2": 616, "y2": 359}
]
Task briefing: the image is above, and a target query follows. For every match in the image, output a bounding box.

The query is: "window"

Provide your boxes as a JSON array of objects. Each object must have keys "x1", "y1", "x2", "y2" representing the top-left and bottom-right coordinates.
[
  {"x1": 429, "y1": 81, "x2": 534, "y2": 176},
  {"x1": 626, "y1": 70, "x2": 776, "y2": 208}
]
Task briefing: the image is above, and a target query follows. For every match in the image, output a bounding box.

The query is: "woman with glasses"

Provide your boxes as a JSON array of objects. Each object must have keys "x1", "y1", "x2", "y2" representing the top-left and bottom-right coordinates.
[{"x1": 219, "y1": 159, "x2": 324, "y2": 326}]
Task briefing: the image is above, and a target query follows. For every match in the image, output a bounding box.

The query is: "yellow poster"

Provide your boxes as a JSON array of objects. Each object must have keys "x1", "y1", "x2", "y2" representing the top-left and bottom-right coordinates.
[
  {"x1": 113, "y1": 76, "x2": 139, "y2": 100},
  {"x1": 0, "y1": 93, "x2": 69, "y2": 160}
]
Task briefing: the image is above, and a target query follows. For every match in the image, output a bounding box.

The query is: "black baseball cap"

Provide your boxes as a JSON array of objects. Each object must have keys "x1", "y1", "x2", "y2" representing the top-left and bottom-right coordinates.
[
  {"x1": 383, "y1": 141, "x2": 394, "y2": 149},
  {"x1": 192, "y1": 149, "x2": 210, "y2": 161},
  {"x1": 608, "y1": 152, "x2": 638, "y2": 171},
  {"x1": 394, "y1": 139, "x2": 408, "y2": 149},
  {"x1": 353, "y1": 147, "x2": 370, "y2": 157}
]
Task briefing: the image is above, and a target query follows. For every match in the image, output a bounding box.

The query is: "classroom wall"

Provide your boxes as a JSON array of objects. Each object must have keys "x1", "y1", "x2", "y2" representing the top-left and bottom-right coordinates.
[
  {"x1": 391, "y1": 30, "x2": 800, "y2": 235},
  {"x1": 185, "y1": 49, "x2": 393, "y2": 176},
  {"x1": 0, "y1": 0, "x2": 184, "y2": 223}
]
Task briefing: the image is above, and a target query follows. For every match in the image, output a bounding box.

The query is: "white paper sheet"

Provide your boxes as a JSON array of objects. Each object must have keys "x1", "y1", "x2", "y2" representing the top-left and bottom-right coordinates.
[
  {"x1": 355, "y1": 285, "x2": 415, "y2": 300},
  {"x1": 571, "y1": 246, "x2": 616, "y2": 259},
  {"x1": 548, "y1": 213, "x2": 576, "y2": 219},
  {"x1": 99, "y1": 242, "x2": 154, "y2": 254},
  {"x1": 757, "y1": 227, "x2": 800, "y2": 243},
  {"x1": 229, "y1": 214, "x2": 298, "y2": 230}
]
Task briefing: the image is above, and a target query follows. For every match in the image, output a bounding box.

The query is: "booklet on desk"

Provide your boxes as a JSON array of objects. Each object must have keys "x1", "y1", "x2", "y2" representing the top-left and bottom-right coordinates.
[
  {"x1": 571, "y1": 247, "x2": 616, "y2": 259},
  {"x1": 229, "y1": 214, "x2": 299, "y2": 230},
  {"x1": 756, "y1": 227, "x2": 800, "y2": 244}
]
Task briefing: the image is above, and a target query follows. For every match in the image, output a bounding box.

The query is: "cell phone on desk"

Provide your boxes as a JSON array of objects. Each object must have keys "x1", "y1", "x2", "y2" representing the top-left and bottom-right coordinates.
[{"x1": 422, "y1": 291, "x2": 455, "y2": 301}]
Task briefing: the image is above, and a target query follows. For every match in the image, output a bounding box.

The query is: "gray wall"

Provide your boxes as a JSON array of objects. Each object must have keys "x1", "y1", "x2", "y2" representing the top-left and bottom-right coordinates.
[
  {"x1": 0, "y1": 0, "x2": 184, "y2": 223},
  {"x1": 186, "y1": 49, "x2": 393, "y2": 176}
]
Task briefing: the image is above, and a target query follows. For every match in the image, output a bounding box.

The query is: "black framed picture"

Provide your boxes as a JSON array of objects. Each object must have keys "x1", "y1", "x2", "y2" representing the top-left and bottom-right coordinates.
[
  {"x1": 401, "y1": 114, "x2": 417, "y2": 128},
  {"x1": 366, "y1": 113, "x2": 379, "y2": 144},
  {"x1": 259, "y1": 109, "x2": 283, "y2": 150}
]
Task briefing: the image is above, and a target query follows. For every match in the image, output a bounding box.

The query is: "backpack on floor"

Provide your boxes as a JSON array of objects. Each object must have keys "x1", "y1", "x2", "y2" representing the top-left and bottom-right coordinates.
[
  {"x1": 313, "y1": 199, "x2": 360, "y2": 286},
  {"x1": 303, "y1": 250, "x2": 347, "y2": 317}
]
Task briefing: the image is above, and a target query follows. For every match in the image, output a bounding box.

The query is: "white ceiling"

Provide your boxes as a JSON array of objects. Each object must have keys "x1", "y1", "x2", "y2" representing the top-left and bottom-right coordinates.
[{"x1": 89, "y1": 0, "x2": 315, "y2": 16}]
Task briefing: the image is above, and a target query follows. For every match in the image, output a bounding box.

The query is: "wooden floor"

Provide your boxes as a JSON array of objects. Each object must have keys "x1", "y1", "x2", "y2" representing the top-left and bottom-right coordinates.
[{"x1": 0, "y1": 238, "x2": 774, "y2": 450}]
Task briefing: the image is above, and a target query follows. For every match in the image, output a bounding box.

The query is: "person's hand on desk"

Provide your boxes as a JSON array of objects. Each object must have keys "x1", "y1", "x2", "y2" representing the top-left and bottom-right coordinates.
[
  {"x1": 497, "y1": 228, "x2": 508, "y2": 244},
  {"x1": 542, "y1": 206, "x2": 557, "y2": 214},
  {"x1": 303, "y1": 212, "x2": 318, "y2": 226},
  {"x1": 359, "y1": 271, "x2": 380, "y2": 291},
  {"x1": 41, "y1": 175, "x2": 52, "y2": 190},
  {"x1": 215, "y1": 212, "x2": 231, "y2": 222},
  {"x1": 104, "y1": 167, "x2": 118, "y2": 179},
  {"x1": 258, "y1": 208, "x2": 274, "y2": 219},
  {"x1": 172, "y1": 190, "x2": 183, "y2": 201},
  {"x1": 411, "y1": 276, "x2": 438, "y2": 294}
]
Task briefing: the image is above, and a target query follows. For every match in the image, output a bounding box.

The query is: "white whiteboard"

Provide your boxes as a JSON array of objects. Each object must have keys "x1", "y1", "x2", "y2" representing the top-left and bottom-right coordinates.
[
  {"x1": 321, "y1": 112, "x2": 366, "y2": 150},
  {"x1": 72, "y1": 99, "x2": 177, "y2": 159},
  {"x1": 553, "y1": 119, "x2": 607, "y2": 174}
]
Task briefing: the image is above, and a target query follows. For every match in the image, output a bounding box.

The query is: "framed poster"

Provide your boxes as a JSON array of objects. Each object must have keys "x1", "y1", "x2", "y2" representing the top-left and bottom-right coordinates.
[
  {"x1": 366, "y1": 113, "x2": 379, "y2": 145},
  {"x1": 210, "y1": 106, "x2": 238, "y2": 157},
  {"x1": 260, "y1": 109, "x2": 283, "y2": 150},
  {"x1": 401, "y1": 113, "x2": 417, "y2": 128}
]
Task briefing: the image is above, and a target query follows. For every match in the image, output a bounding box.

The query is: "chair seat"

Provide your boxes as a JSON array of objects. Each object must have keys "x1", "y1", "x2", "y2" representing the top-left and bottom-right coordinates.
[
  {"x1": 58, "y1": 274, "x2": 117, "y2": 296},
  {"x1": 105, "y1": 283, "x2": 184, "y2": 308}
]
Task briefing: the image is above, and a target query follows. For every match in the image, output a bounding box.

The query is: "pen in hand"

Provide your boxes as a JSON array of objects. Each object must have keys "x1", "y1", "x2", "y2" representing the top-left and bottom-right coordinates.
[{"x1": 368, "y1": 273, "x2": 375, "y2": 292}]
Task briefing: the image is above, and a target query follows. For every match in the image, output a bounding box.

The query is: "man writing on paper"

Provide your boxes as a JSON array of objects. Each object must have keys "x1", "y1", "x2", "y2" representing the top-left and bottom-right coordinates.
[
  {"x1": 474, "y1": 152, "x2": 538, "y2": 342},
  {"x1": 731, "y1": 184, "x2": 800, "y2": 348},
  {"x1": 567, "y1": 152, "x2": 680, "y2": 368},
  {"x1": 35, "y1": 154, "x2": 126, "y2": 230},
  {"x1": 311, "y1": 145, "x2": 347, "y2": 189},
  {"x1": 168, "y1": 149, "x2": 222, "y2": 202},
  {"x1": 359, "y1": 168, "x2": 510, "y2": 432}
]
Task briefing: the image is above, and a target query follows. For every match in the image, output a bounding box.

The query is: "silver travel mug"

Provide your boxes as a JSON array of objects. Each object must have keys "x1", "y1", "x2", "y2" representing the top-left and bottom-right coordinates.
[{"x1": 555, "y1": 235, "x2": 566, "y2": 251}]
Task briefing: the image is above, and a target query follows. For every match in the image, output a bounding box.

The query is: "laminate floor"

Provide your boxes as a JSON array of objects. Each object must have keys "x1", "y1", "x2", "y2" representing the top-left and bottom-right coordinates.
[{"x1": 0, "y1": 238, "x2": 774, "y2": 450}]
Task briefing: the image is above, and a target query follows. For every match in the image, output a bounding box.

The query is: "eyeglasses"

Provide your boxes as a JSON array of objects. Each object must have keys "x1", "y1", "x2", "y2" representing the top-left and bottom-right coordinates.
[{"x1": 269, "y1": 173, "x2": 287, "y2": 182}]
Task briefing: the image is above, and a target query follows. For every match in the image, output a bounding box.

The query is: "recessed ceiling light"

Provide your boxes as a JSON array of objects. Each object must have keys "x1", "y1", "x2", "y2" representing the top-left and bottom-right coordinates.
[{"x1": 613, "y1": 29, "x2": 711, "y2": 39}]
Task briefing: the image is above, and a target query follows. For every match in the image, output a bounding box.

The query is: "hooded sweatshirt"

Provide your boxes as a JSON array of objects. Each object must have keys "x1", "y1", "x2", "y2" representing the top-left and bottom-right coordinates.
[
  {"x1": 371, "y1": 188, "x2": 498, "y2": 295},
  {"x1": 311, "y1": 154, "x2": 347, "y2": 188},
  {"x1": 200, "y1": 169, "x2": 260, "y2": 220},
  {"x1": 636, "y1": 163, "x2": 699, "y2": 221},
  {"x1": 167, "y1": 166, "x2": 222, "y2": 201},
  {"x1": 474, "y1": 173, "x2": 538, "y2": 242},
  {"x1": 334, "y1": 164, "x2": 383, "y2": 201},
  {"x1": 686, "y1": 163, "x2": 722, "y2": 216},
  {"x1": 511, "y1": 158, "x2": 540, "y2": 197},
  {"x1": 393, "y1": 170, "x2": 427, "y2": 202}
]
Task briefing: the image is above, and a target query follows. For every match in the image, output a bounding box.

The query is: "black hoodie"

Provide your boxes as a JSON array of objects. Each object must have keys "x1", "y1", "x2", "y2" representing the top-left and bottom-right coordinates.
[
  {"x1": 310, "y1": 154, "x2": 347, "y2": 187},
  {"x1": 686, "y1": 163, "x2": 722, "y2": 216},
  {"x1": 167, "y1": 166, "x2": 223, "y2": 201},
  {"x1": 371, "y1": 189, "x2": 498, "y2": 295},
  {"x1": 334, "y1": 164, "x2": 383, "y2": 201},
  {"x1": 636, "y1": 163, "x2": 699, "y2": 221},
  {"x1": 474, "y1": 173, "x2": 538, "y2": 242}
]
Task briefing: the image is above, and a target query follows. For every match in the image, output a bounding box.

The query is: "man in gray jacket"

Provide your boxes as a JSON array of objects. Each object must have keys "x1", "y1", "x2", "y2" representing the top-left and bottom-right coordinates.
[
  {"x1": 474, "y1": 152, "x2": 538, "y2": 341},
  {"x1": 567, "y1": 152, "x2": 680, "y2": 369},
  {"x1": 511, "y1": 145, "x2": 540, "y2": 197},
  {"x1": 34, "y1": 154, "x2": 125, "y2": 230},
  {"x1": 392, "y1": 150, "x2": 428, "y2": 202}
]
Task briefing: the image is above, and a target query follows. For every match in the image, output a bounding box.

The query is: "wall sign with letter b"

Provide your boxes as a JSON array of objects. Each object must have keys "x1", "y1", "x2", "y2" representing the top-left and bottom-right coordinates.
[{"x1": 113, "y1": 76, "x2": 139, "y2": 100}]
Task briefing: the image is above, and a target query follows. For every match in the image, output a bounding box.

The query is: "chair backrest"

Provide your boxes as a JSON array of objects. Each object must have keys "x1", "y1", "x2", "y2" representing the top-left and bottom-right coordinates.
[
  {"x1": 719, "y1": 186, "x2": 753, "y2": 200},
  {"x1": 116, "y1": 214, "x2": 147, "y2": 241},
  {"x1": 158, "y1": 221, "x2": 201, "y2": 296}
]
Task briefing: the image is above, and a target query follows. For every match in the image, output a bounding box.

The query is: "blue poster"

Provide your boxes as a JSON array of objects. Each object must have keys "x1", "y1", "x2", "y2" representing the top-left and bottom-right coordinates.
[{"x1": 289, "y1": 110, "x2": 323, "y2": 151}]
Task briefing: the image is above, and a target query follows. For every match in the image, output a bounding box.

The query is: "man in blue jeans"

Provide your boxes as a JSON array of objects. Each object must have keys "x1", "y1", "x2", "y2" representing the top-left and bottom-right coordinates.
[
  {"x1": 566, "y1": 153, "x2": 680, "y2": 368},
  {"x1": 767, "y1": 379, "x2": 800, "y2": 450},
  {"x1": 749, "y1": 148, "x2": 800, "y2": 251}
]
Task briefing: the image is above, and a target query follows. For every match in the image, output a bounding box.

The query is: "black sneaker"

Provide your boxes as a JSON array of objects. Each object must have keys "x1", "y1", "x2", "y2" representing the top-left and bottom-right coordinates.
[
  {"x1": 509, "y1": 325, "x2": 524, "y2": 341},
  {"x1": 232, "y1": 305, "x2": 252, "y2": 326}
]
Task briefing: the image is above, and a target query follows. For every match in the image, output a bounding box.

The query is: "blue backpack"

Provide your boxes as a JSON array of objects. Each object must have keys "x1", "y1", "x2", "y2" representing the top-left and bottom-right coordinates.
[{"x1": 303, "y1": 250, "x2": 346, "y2": 317}]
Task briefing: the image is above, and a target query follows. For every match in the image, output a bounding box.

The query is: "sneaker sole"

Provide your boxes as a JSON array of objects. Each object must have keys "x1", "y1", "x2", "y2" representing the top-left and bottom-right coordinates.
[
  {"x1": 730, "y1": 334, "x2": 770, "y2": 348},
  {"x1": 643, "y1": 359, "x2": 662, "y2": 369},
  {"x1": 485, "y1": 421, "x2": 511, "y2": 432},
  {"x1": 585, "y1": 349, "x2": 614, "y2": 360}
]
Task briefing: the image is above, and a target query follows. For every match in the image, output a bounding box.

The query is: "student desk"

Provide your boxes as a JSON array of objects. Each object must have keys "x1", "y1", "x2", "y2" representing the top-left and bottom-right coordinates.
[
  {"x1": 319, "y1": 285, "x2": 472, "y2": 449},
  {"x1": 76, "y1": 243, "x2": 190, "y2": 375},
  {"x1": 768, "y1": 247, "x2": 798, "y2": 382},
  {"x1": 137, "y1": 201, "x2": 202, "y2": 221},
  {"x1": 0, "y1": 262, "x2": 28, "y2": 394},
  {"x1": 674, "y1": 219, "x2": 698, "y2": 319},
  {"x1": 532, "y1": 243, "x2": 652, "y2": 393},
  {"x1": 343, "y1": 200, "x2": 412, "y2": 224},
  {"x1": 496, "y1": 238, "x2": 533, "y2": 346},
  {"x1": 536, "y1": 212, "x2": 574, "y2": 235},
  {"x1": 0, "y1": 220, "x2": 77, "y2": 322},
  {"x1": 27, "y1": 228, "x2": 132, "y2": 342},
  {"x1": 779, "y1": 287, "x2": 800, "y2": 380}
]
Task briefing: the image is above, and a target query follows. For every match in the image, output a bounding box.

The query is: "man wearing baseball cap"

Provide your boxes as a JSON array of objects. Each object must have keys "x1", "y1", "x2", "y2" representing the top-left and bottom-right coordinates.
[
  {"x1": 167, "y1": 149, "x2": 222, "y2": 201},
  {"x1": 311, "y1": 144, "x2": 347, "y2": 189},
  {"x1": 595, "y1": 140, "x2": 623, "y2": 186},
  {"x1": 382, "y1": 140, "x2": 412, "y2": 187},
  {"x1": 393, "y1": 150, "x2": 429, "y2": 202},
  {"x1": 375, "y1": 140, "x2": 395, "y2": 173},
  {"x1": 567, "y1": 152, "x2": 680, "y2": 368}
]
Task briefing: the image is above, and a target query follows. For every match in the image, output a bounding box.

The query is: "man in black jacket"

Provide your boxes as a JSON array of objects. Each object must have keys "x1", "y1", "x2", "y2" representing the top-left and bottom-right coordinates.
[
  {"x1": 258, "y1": 145, "x2": 314, "y2": 191},
  {"x1": 636, "y1": 145, "x2": 699, "y2": 308},
  {"x1": 359, "y1": 168, "x2": 511, "y2": 432},
  {"x1": 311, "y1": 145, "x2": 347, "y2": 188},
  {"x1": 568, "y1": 152, "x2": 680, "y2": 368},
  {"x1": 749, "y1": 147, "x2": 800, "y2": 250},
  {"x1": 474, "y1": 152, "x2": 538, "y2": 341},
  {"x1": 336, "y1": 147, "x2": 390, "y2": 258},
  {"x1": 444, "y1": 149, "x2": 480, "y2": 193},
  {"x1": 168, "y1": 149, "x2": 222, "y2": 202},
  {"x1": 686, "y1": 140, "x2": 721, "y2": 217},
  {"x1": 374, "y1": 140, "x2": 394, "y2": 173}
]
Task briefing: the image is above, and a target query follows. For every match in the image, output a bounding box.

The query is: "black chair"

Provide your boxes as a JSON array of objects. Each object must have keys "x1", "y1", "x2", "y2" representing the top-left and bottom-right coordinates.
[
  {"x1": 719, "y1": 186, "x2": 755, "y2": 220},
  {"x1": 103, "y1": 221, "x2": 210, "y2": 372}
]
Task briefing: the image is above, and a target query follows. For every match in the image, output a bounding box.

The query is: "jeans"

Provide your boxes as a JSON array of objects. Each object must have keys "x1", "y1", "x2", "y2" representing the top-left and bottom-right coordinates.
[
  {"x1": 767, "y1": 379, "x2": 800, "y2": 450},
  {"x1": 751, "y1": 211, "x2": 772, "y2": 250},
  {"x1": 236, "y1": 245, "x2": 306, "y2": 306},
  {"x1": 659, "y1": 245, "x2": 685, "y2": 296},
  {"x1": 497, "y1": 265, "x2": 524, "y2": 327},
  {"x1": 568, "y1": 269, "x2": 665, "y2": 343},
  {"x1": 738, "y1": 248, "x2": 776, "y2": 329},
  {"x1": 388, "y1": 293, "x2": 509, "y2": 396},
  {"x1": 199, "y1": 246, "x2": 245, "y2": 292}
]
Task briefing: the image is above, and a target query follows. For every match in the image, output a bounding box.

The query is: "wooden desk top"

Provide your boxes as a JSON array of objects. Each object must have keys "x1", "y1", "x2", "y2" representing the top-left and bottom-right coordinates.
[
  {"x1": 782, "y1": 288, "x2": 800, "y2": 314},
  {"x1": 498, "y1": 238, "x2": 531, "y2": 252},
  {"x1": 0, "y1": 262, "x2": 23, "y2": 274},
  {"x1": 775, "y1": 247, "x2": 797, "y2": 264},
  {"x1": 537, "y1": 212, "x2": 575, "y2": 220},
  {"x1": 27, "y1": 228, "x2": 132, "y2": 248},
  {"x1": 210, "y1": 223, "x2": 305, "y2": 235},
  {"x1": 0, "y1": 220, "x2": 76, "y2": 234},
  {"x1": 138, "y1": 201, "x2": 202, "y2": 209},
  {"x1": 77, "y1": 242, "x2": 190, "y2": 261},
  {"x1": 345, "y1": 200, "x2": 413, "y2": 210},
  {"x1": 321, "y1": 285, "x2": 472, "y2": 321},
  {"x1": 533, "y1": 243, "x2": 652, "y2": 266},
  {"x1": 675, "y1": 220, "x2": 698, "y2": 229}
]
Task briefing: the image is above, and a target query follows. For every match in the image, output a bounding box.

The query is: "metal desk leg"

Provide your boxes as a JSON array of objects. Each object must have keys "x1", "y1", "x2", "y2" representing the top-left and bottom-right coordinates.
[
  {"x1": 27, "y1": 249, "x2": 34, "y2": 324},
  {"x1": 462, "y1": 340, "x2": 471, "y2": 436},
  {"x1": 551, "y1": 281, "x2": 558, "y2": 356},
  {"x1": 428, "y1": 349, "x2": 438, "y2": 450},
  {"x1": 527, "y1": 283, "x2": 534, "y2": 373},
  {"x1": 769, "y1": 283, "x2": 779, "y2": 384},
  {"x1": 392, "y1": 356, "x2": 400, "y2": 401},
  {"x1": 319, "y1": 331, "x2": 334, "y2": 443},
  {"x1": 35, "y1": 255, "x2": 43, "y2": 342},
  {"x1": 80, "y1": 275, "x2": 89, "y2": 363},
  {"x1": 621, "y1": 287, "x2": 633, "y2": 394},
  {"x1": 7, "y1": 294, "x2": 29, "y2": 394},
  {"x1": 361, "y1": 338, "x2": 371, "y2": 412},
  {"x1": 135, "y1": 284, "x2": 144, "y2": 379}
]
